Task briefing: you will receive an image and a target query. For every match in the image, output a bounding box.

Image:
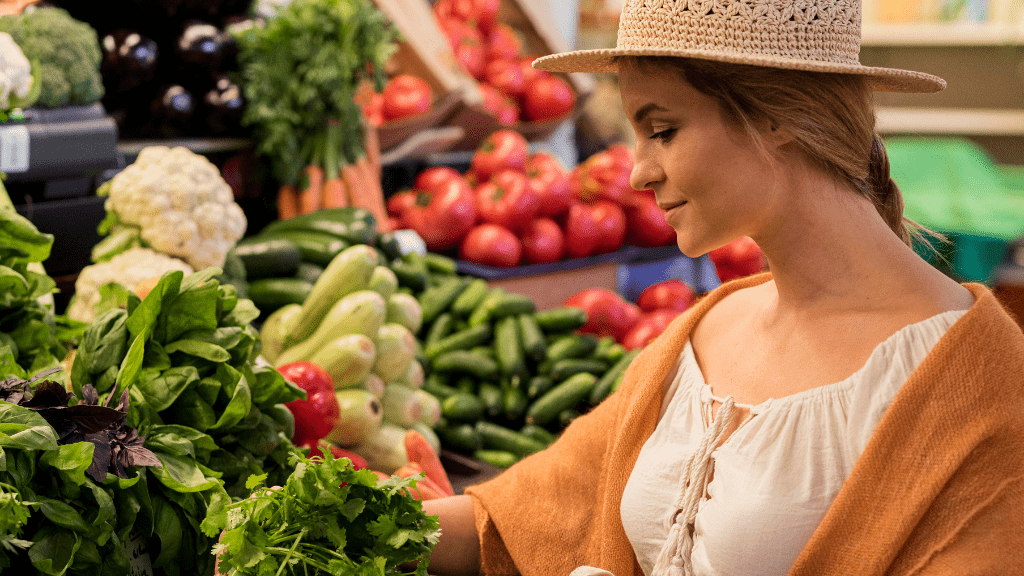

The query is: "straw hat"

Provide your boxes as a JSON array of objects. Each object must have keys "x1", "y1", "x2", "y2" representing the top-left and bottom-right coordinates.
[{"x1": 534, "y1": 0, "x2": 945, "y2": 93}]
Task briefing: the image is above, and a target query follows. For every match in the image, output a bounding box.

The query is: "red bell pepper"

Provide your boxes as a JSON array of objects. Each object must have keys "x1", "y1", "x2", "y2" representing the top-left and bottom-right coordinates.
[{"x1": 280, "y1": 362, "x2": 340, "y2": 447}]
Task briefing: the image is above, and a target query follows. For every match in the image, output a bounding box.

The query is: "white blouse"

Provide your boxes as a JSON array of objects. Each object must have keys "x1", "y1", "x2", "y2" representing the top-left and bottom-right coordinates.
[{"x1": 618, "y1": 309, "x2": 967, "y2": 576}]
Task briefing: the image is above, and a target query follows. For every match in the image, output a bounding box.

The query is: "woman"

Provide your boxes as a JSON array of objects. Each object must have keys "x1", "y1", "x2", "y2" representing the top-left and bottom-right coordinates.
[{"x1": 421, "y1": 0, "x2": 1024, "y2": 574}]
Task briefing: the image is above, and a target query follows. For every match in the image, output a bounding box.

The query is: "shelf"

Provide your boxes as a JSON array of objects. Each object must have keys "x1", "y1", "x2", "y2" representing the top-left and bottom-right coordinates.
[
  {"x1": 117, "y1": 138, "x2": 253, "y2": 157},
  {"x1": 876, "y1": 107, "x2": 1024, "y2": 136},
  {"x1": 861, "y1": 21, "x2": 1024, "y2": 46}
]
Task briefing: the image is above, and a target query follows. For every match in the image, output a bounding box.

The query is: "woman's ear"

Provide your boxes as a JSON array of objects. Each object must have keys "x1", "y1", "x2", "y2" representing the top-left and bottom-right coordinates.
[{"x1": 766, "y1": 121, "x2": 796, "y2": 148}]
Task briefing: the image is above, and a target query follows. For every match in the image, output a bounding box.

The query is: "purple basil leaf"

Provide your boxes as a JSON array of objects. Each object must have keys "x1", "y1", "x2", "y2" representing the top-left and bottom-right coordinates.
[
  {"x1": 85, "y1": 432, "x2": 111, "y2": 483},
  {"x1": 81, "y1": 384, "x2": 100, "y2": 406},
  {"x1": 23, "y1": 381, "x2": 74, "y2": 409},
  {"x1": 62, "y1": 404, "x2": 125, "y2": 434}
]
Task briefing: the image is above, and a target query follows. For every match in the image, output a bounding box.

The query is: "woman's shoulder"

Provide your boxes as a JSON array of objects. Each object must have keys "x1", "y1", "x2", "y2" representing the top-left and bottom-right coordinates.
[{"x1": 690, "y1": 279, "x2": 773, "y2": 345}]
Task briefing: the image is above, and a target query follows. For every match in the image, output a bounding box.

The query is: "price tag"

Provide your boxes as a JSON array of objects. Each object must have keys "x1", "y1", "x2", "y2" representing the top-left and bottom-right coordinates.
[
  {"x1": 0, "y1": 125, "x2": 29, "y2": 173},
  {"x1": 124, "y1": 529, "x2": 154, "y2": 576}
]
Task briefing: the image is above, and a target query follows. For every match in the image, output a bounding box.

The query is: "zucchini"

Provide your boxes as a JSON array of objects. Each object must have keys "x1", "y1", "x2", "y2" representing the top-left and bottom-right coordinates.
[
  {"x1": 232, "y1": 237, "x2": 302, "y2": 279},
  {"x1": 262, "y1": 211, "x2": 375, "y2": 245},
  {"x1": 293, "y1": 262, "x2": 325, "y2": 284},
  {"x1": 476, "y1": 421, "x2": 546, "y2": 457},
  {"x1": 258, "y1": 230, "x2": 349, "y2": 267},
  {"x1": 247, "y1": 278, "x2": 313, "y2": 312},
  {"x1": 534, "y1": 307, "x2": 588, "y2": 332},
  {"x1": 525, "y1": 372, "x2": 598, "y2": 427}
]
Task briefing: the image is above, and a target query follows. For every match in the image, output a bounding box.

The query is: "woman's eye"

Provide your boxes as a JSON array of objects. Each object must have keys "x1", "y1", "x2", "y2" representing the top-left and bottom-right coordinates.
[{"x1": 651, "y1": 128, "x2": 676, "y2": 142}]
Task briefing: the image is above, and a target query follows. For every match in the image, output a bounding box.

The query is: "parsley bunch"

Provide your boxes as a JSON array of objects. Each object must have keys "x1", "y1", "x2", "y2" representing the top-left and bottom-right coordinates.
[{"x1": 210, "y1": 451, "x2": 439, "y2": 576}]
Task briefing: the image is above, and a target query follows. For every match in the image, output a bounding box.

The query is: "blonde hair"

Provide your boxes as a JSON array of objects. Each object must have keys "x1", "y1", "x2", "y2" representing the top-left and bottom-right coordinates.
[{"x1": 619, "y1": 56, "x2": 935, "y2": 248}]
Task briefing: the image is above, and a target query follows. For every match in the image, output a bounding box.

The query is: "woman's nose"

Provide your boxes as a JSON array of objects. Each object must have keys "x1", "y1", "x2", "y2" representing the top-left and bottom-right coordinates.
[{"x1": 630, "y1": 153, "x2": 663, "y2": 192}]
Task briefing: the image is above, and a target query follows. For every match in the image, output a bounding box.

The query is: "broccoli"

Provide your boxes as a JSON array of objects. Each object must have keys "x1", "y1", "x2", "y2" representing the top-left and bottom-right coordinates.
[{"x1": 0, "y1": 6, "x2": 103, "y2": 108}]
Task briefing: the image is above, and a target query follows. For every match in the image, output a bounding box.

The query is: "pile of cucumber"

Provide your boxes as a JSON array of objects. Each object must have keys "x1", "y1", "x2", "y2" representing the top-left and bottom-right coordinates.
[
  {"x1": 408, "y1": 274, "x2": 640, "y2": 469},
  {"x1": 230, "y1": 208, "x2": 403, "y2": 315}
]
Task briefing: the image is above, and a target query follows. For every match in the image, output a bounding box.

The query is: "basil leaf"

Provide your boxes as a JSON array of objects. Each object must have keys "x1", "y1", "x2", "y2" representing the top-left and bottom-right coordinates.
[
  {"x1": 37, "y1": 497, "x2": 92, "y2": 533},
  {"x1": 151, "y1": 495, "x2": 183, "y2": 569},
  {"x1": 28, "y1": 526, "x2": 80, "y2": 576},
  {"x1": 221, "y1": 298, "x2": 260, "y2": 328},
  {"x1": 0, "y1": 209, "x2": 52, "y2": 264},
  {"x1": 149, "y1": 452, "x2": 220, "y2": 493},
  {"x1": 142, "y1": 340, "x2": 172, "y2": 371},
  {"x1": 0, "y1": 402, "x2": 59, "y2": 452},
  {"x1": 39, "y1": 442, "x2": 94, "y2": 487},
  {"x1": 127, "y1": 271, "x2": 183, "y2": 339},
  {"x1": 164, "y1": 339, "x2": 231, "y2": 362},
  {"x1": 81, "y1": 308, "x2": 129, "y2": 376},
  {"x1": 159, "y1": 282, "x2": 220, "y2": 343},
  {"x1": 135, "y1": 366, "x2": 199, "y2": 412},
  {"x1": 209, "y1": 379, "x2": 251, "y2": 431},
  {"x1": 115, "y1": 329, "x2": 149, "y2": 395}
]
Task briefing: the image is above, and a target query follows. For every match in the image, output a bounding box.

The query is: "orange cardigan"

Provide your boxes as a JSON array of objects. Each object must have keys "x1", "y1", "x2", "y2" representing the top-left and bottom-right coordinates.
[{"x1": 465, "y1": 274, "x2": 1024, "y2": 575}]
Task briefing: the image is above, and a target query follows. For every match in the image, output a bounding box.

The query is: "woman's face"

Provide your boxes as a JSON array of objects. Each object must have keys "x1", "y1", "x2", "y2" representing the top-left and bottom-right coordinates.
[{"x1": 619, "y1": 61, "x2": 782, "y2": 258}]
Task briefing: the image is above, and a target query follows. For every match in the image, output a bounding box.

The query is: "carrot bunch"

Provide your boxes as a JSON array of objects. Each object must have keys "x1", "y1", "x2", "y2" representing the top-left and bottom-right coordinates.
[{"x1": 370, "y1": 430, "x2": 456, "y2": 501}]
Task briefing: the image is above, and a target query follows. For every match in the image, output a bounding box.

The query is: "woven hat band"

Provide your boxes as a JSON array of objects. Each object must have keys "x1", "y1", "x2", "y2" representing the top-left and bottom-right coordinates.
[{"x1": 617, "y1": 0, "x2": 863, "y2": 66}]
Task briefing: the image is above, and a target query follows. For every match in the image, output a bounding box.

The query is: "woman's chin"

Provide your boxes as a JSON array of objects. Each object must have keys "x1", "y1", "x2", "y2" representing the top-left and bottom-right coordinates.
[{"x1": 674, "y1": 237, "x2": 706, "y2": 259}]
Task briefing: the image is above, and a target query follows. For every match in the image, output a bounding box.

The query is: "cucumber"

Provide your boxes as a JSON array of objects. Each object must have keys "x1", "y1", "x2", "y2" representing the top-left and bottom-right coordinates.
[
  {"x1": 546, "y1": 334, "x2": 599, "y2": 363},
  {"x1": 487, "y1": 293, "x2": 536, "y2": 319},
  {"x1": 517, "y1": 314, "x2": 547, "y2": 362},
  {"x1": 258, "y1": 230, "x2": 350, "y2": 267},
  {"x1": 423, "y1": 312, "x2": 455, "y2": 346},
  {"x1": 453, "y1": 375, "x2": 477, "y2": 395},
  {"x1": 549, "y1": 358, "x2": 609, "y2": 381},
  {"x1": 424, "y1": 324, "x2": 492, "y2": 361},
  {"x1": 450, "y1": 278, "x2": 489, "y2": 317},
  {"x1": 435, "y1": 420, "x2": 481, "y2": 453},
  {"x1": 494, "y1": 316, "x2": 527, "y2": 380},
  {"x1": 293, "y1": 262, "x2": 325, "y2": 284},
  {"x1": 589, "y1": 349, "x2": 640, "y2": 405},
  {"x1": 423, "y1": 253, "x2": 458, "y2": 275},
  {"x1": 519, "y1": 424, "x2": 558, "y2": 446},
  {"x1": 441, "y1": 392, "x2": 485, "y2": 423},
  {"x1": 477, "y1": 383, "x2": 504, "y2": 419},
  {"x1": 469, "y1": 346, "x2": 496, "y2": 361},
  {"x1": 526, "y1": 375, "x2": 554, "y2": 399},
  {"x1": 432, "y1": 350, "x2": 499, "y2": 380},
  {"x1": 247, "y1": 278, "x2": 313, "y2": 312},
  {"x1": 391, "y1": 260, "x2": 427, "y2": 292},
  {"x1": 232, "y1": 238, "x2": 302, "y2": 279},
  {"x1": 262, "y1": 211, "x2": 375, "y2": 245},
  {"x1": 473, "y1": 449, "x2": 518, "y2": 469},
  {"x1": 419, "y1": 277, "x2": 470, "y2": 324},
  {"x1": 422, "y1": 373, "x2": 458, "y2": 400},
  {"x1": 502, "y1": 384, "x2": 529, "y2": 423},
  {"x1": 525, "y1": 372, "x2": 598, "y2": 427},
  {"x1": 558, "y1": 407, "x2": 583, "y2": 429},
  {"x1": 375, "y1": 231, "x2": 402, "y2": 261},
  {"x1": 534, "y1": 307, "x2": 588, "y2": 332},
  {"x1": 595, "y1": 341, "x2": 626, "y2": 365},
  {"x1": 476, "y1": 421, "x2": 546, "y2": 457},
  {"x1": 468, "y1": 288, "x2": 505, "y2": 326}
]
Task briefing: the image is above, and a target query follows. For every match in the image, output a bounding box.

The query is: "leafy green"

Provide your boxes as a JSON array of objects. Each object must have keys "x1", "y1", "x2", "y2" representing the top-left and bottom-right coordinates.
[
  {"x1": 234, "y1": 0, "x2": 398, "y2": 186},
  {"x1": 208, "y1": 451, "x2": 439, "y2": 575}
]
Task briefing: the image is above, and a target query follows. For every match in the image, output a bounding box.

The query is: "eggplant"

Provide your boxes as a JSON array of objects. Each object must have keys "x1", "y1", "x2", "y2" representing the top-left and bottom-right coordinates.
[
  {"x1": 148, "y1": 84, "x2": 196, "y2": 138},
  {"x1": 202, "y1": 76, "x2": 244, "y2": 136},
  {"x1": 101, "y1": 29, "x2": 159, "y2": 95},
  {"x1": 176, "y1": 21, "x2": 230, "y2": 76}
]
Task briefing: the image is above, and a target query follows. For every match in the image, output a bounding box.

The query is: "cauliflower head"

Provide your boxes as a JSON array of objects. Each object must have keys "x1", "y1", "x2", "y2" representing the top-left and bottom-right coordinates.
[
  {"x1": 0, "y1": 32, "x2": 33, "y2": 110},
  {"x1": 106, "y1": 146, "x2": 248, "y2": 271},
  {"x1": 68, "y1": 248, "x2": 194, "y2": 323}
]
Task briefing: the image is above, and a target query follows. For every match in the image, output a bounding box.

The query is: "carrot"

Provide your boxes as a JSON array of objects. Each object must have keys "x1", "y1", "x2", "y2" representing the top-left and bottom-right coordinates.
[
  {"x1": 276, "y1": 184, "x2": 301, "y2": 220},
  {"x1": 404, "y1": 429, "x2": 455, "y2": 497},
  {"x1": 298, "y1": 164, "x2": 324, "y2": 215},
  {"x1": 352, "y1": 153, "x2": 389, "y2": 230},
  {"x1": 321, "y1": 122, "x2": 349, "y2": 208},
  {"x1": 364, "y1": 122, "x2": 382, "y2": 182}
]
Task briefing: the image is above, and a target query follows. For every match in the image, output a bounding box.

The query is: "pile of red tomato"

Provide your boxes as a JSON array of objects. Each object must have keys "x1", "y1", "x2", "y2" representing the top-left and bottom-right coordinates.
[
  {"x1": 433, "y1": 0, "x2": 575, "y2": 124},
  {"x1": 386, "y1": 130, "x2": 678, "y2": 268},
  {"x1": 565, "y1": 280, "x2": 697, "y2": 350}
]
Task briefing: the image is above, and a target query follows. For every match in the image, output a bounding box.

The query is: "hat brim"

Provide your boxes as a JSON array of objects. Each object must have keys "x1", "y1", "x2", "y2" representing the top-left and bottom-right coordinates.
[{"x1": 534, "y1": 47, "x2": 946, "y2": 94}]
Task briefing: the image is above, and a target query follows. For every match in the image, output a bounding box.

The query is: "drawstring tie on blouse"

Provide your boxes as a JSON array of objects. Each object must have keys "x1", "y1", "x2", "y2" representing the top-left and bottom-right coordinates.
[{"x1": 651, "y1": 396, "x2": 738, "y2": 576}]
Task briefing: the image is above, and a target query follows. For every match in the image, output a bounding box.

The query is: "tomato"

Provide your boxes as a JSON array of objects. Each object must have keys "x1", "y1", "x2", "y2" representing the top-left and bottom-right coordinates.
[
  {"x1": 359, "y1": 91, "x2": 385, "y2": 126},
  {"x1": 474, "y1": 170, "x2": 539, "y2": 232},
  {"x1": 471, "y1": 129, "x2": 529, "y2": 183},
  {"x1": 636, "y1": 279, "x2": 696, "y2": 313},
  {"x1": 708, "y1": 237, "x2": 767, "y2": 282},
  {"x1": 386, "y1": 189, "x2": 417, "y2": 221},
  {"x1": 414, "y1": 166, "x2": 462, "y2": 191},
  {"x1": 522, "y1": 73, "x2": 575, "y2": 122},
  {"x1": 621, "y1": 309, "x2": 682, "y2": 350},
  {"x1": 280, "y1": 362, "x2": 339, "y2": 447},
  {"x1": 487, "y1": 23, "x2": 522, "y2": 62},
  {"x1": 626, "y1": 193, "x2": 677, "y2": 247},
  {"x1": 484, "y1": 59, "x2": 526, "y2": 102},
  {"x1": 573, "y1": 149, "x2": 633, "y2": 204},
  {"x1": 518, "y1": 56, "x2": 543, "y2": 86},
  {"x1": 460, "y1": 223, "x2": 522, "y2": 267},
  {"x1": 382, "y1": 75, "x2": 433, "y2": 121},
  {"x1": 478, "y1": 83, "x2": 519, "y2": 126},
  {"x1": 438, "y1": 16, "x2": 486, "y2": 80},
  {"x1": 564, "y1": 202, "x2": 600, "y2": 259},
  {"x1": 590, "y1": 200, "x2": 627, "y2": 255},
  {"x1": 434, "y1": 0, "x2": 499, "y2": 34},
  {"x1": 519, "y1": 218, "x2": 565, "y2": 264},
  {"x1": 565, "y1": 288, "x2": 638, "y2": 341},
  {"x1": 526, "y1": 152, "x2": 572, "y2": 218},
  {"x1": 403, "y1": 176, "x2": 478, "y2": 251}
]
